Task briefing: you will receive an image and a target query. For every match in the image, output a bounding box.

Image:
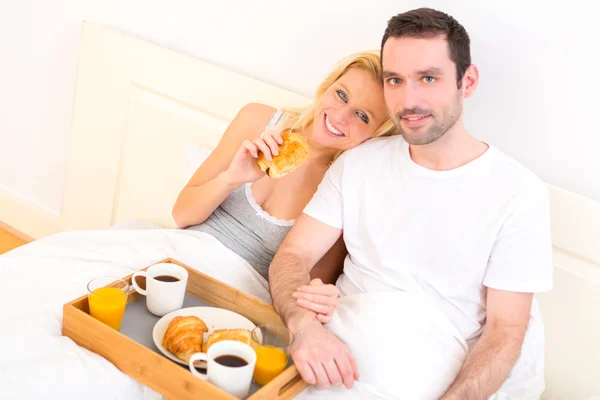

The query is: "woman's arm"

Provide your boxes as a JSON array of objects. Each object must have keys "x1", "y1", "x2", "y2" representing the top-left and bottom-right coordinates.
[
  {"x1": 310, "y1": 236, "x2": 347, "y2": 284},
  {"x1": 290, "y1": 237, "x2": 346, "y2": 324},
  {"x1": 172, "y1": 103, "x2": 276, "y2": 228}
]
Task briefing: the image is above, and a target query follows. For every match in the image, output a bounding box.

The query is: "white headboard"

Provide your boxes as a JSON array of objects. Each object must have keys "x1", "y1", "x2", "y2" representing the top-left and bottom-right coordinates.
[
  {"x1": 537, "y1": 186, "x2": 600, "y2": 398},
  {"x1": 6, "y1": 21, "x2": 600, "y2": 399},
  {"x1": 58, "y1": 21, "x2": 309, "y2": 232}
]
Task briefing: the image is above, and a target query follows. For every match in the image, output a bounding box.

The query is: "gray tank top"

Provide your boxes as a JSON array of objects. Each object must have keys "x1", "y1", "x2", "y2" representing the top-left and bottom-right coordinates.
[{"x1": 186, "y1": 110, "x2": 294, "y2": 281}]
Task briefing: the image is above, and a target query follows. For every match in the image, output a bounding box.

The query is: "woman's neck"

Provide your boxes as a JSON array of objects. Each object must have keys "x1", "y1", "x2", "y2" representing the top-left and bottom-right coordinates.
[{"x1": 302, "y1": 123, "x2": 339, "y2": 167}]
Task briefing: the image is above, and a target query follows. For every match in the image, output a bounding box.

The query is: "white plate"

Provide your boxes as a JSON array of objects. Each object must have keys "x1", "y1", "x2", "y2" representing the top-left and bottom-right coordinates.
[{"x1": 152, "y1": 306, "x2": 256, "y2": 365}]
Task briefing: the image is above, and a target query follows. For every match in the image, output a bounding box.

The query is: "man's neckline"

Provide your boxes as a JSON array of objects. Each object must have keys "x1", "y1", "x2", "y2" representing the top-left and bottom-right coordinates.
[{"x1": 399, "y1": 137, "x2": 496, "y2": 179}]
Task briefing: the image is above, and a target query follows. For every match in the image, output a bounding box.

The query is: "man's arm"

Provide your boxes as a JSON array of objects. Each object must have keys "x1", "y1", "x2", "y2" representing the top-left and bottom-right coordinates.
[
  {"x1": 441, "y1": 288, "x2": 532, "y2": 400},
  {"x1": 269, "y1": 213, "x2": 341, "y2": 331},
  {"x1": 269, "y1": 213, "x2": 358, "y2": 389}
]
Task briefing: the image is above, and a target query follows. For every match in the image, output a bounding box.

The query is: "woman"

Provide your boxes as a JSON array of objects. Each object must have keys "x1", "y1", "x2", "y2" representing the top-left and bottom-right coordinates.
[
  {"x1": 0, "y1": 51, "x2": 398, "y2": 400},
  {"x1": 172, "y1": 50, "x2": 398, "y2": 321}
]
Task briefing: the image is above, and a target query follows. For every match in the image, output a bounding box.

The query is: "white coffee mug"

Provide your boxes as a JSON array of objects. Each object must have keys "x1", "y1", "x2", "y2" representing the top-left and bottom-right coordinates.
[
  {"x1": 131, "y1": 263, "x2": 188, "y2": 316},
  {"x1": 189, "y1": 340, "x2": 257, "y2": 399}
]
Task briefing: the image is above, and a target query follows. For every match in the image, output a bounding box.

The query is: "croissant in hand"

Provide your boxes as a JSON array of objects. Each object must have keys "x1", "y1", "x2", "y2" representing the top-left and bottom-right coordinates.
[
  {"x1": 162, "y1": 316, "x2": 208, "y2": 363},
  {"x1": 256, "y1": 130, "x2": 310, "y2": 179}
]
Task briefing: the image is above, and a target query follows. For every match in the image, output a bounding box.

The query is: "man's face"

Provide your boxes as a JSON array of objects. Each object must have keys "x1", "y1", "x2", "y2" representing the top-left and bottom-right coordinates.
[{"x1": 382, "y1": 35, "x2": 464, "y2": 145}]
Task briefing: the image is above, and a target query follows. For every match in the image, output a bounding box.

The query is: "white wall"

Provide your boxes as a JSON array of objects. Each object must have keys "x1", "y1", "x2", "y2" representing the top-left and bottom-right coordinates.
[{"x1": 1, "y1": 0, "x2": 598, "y2": 215}]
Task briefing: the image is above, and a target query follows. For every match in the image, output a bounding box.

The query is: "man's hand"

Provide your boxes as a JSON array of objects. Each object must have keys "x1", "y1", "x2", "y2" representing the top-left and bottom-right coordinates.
[
  {"x1": 290, "y1": 318, "x2": 359, "y2": 389},
  {"x1": 268, "y1": 214, "x2": 357, "y2": 388}
]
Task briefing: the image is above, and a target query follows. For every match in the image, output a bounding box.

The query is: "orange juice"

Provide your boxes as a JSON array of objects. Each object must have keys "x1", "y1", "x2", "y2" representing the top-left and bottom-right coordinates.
[
  {"x1": 88, "y1": 287, "x2": 127, "y2": 330},
  {"x1": 253, "y1": 345, "x2": 288, "y2": 385}
]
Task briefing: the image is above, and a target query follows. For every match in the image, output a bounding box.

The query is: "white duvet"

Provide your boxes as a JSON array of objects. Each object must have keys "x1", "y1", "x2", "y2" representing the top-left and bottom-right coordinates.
[
  {"x1": 294, "y1": 291, "x2": 468, "y2": 400},
  {"x1": 0, "y1": 226, "x2": 271, "y2": 400},
  {"x1": 0, "y1": 225, "x2": 471, "y2": 400}
]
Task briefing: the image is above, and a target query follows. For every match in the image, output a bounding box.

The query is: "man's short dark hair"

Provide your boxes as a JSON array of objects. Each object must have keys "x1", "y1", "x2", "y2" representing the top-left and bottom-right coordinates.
[{"x1": 381, "y1": 8, "x2": 471, "y2": 87}]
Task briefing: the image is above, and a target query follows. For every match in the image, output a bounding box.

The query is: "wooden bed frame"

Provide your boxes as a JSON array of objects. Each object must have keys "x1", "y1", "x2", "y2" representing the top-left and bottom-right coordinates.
[{"x1": 0, "y1": 21, "x2": 598, "y2": 399}]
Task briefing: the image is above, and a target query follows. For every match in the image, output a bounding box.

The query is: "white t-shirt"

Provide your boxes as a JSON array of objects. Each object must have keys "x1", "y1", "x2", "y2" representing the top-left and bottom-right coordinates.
[{"x1": 303, "y1": 135, "x2": 553, "y2": 397}]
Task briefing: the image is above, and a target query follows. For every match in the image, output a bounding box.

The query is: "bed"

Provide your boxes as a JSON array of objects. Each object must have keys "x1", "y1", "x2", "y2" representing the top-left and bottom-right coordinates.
[{"x1": 0, "y1": 21, "x2": 598, "y2": 399}]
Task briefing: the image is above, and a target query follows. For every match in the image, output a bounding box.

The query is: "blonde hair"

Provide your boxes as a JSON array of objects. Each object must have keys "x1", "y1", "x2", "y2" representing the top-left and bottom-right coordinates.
[{"x1": 278, "y1": 50, "x2": 398, "y2": 159}]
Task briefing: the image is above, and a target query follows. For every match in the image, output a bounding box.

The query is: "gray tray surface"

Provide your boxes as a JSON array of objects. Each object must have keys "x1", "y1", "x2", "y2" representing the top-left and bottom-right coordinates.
[{"x1": 120, "y1": 293, "x2": 264, "y2": 397}]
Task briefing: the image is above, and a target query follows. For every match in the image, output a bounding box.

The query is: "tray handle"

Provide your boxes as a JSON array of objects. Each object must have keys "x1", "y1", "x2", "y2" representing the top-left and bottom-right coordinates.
[{"x1": 249, "y1": 365, "x2": 308, "y2": 399}]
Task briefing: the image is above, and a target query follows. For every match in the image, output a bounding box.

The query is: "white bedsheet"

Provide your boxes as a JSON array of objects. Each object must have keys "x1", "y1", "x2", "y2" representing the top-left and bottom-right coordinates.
[
  {"x1": 0, "y1": 228, "x2": 270, "y2": 400},
  {"x1": 294, "y1": 291, "x2": 468, "y2": 400},
  {"x1": 0, "y1": 227, "x2": 477, "y2": 400}
]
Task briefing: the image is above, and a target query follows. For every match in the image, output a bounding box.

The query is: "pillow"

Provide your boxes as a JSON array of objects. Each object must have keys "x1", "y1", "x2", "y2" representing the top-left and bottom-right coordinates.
[{"x1": 183, "y1": 139, "x2": 213, "y2": 182}]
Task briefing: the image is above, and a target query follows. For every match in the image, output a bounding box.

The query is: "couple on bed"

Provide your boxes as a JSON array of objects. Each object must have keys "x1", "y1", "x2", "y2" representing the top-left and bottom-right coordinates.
[{"x1": 173, "y1": 7, "x2": 553, "y2": 400}]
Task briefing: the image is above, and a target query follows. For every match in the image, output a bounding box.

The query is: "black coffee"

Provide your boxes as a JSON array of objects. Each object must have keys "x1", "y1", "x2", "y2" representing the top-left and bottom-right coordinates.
[
  {"x1": 214, "y1": 355, "x2": 248, "y2": 368},
  {"x1": 153, "y1": 275, "x2": 179, "y2": 283}
]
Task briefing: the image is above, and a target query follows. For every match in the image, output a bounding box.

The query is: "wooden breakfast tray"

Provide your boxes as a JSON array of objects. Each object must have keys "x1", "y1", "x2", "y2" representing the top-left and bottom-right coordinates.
[{"x1": 62, "y1": 258, "x2": 308, "y2": 399}]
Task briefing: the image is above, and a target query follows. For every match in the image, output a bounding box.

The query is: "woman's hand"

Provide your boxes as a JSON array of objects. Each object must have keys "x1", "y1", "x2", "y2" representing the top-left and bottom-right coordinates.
[
  {"x1": 222, "y1": 128, "x2": 284, "y2": 186},
  {"x1": 293, "y1": 279, "x2": 340, "y2": 324}
]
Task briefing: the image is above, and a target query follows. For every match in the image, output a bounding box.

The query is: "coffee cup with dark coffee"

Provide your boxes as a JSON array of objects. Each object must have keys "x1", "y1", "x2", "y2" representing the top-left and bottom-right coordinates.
[
  {"x1": 189, "y1": 340, "x2": 257, "y2": 399},
  {"x1": 132, "y1": 263, "x2": 188, "y2": 316}
]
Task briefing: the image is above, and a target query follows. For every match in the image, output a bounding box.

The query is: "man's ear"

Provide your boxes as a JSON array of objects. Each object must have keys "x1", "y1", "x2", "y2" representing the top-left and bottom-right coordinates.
[{"x1": 461, "y1": 64, "x2": 479, "y2": 99}]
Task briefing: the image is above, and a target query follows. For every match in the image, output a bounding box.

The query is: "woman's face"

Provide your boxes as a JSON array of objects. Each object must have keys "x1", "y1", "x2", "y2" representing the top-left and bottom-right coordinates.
[{"x1": 312, "y1": 68, "x2": 388, "y2": 151}]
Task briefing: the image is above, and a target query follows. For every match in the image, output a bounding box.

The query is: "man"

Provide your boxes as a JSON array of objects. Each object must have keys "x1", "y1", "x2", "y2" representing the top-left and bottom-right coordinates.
[{"x1": 269, "y1": 7, "x2": 553, "y2": 400}]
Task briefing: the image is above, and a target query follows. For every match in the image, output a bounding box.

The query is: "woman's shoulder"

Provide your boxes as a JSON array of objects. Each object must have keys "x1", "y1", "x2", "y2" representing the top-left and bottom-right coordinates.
[
  {"x1": 223, "y1": 103, "x2": 281, "y2": 143},
  {"x1": 236, "y1": 103, "x2": 280, "y2": 128},
  {"x1": 340, "y1": 135, "x2": 402, "y2": 162}
]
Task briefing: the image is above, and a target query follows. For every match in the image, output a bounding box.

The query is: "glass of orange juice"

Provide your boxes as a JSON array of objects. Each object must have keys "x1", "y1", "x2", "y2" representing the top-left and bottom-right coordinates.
[
  {"x1": 87, "y1": 276, "x2": 129, "y2": 331},
  {"x1": 251, "y1": 324, "x2": 294, "y2": 386}
]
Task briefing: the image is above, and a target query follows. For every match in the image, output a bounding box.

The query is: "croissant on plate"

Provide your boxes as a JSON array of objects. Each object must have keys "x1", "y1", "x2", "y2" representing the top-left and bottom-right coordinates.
[
  {"x1": 162, "y1": 316, "x2": 208, "y2": 363},
  {"x1": 203, "y1": 328, "x2": 252, "y2": 352}
]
